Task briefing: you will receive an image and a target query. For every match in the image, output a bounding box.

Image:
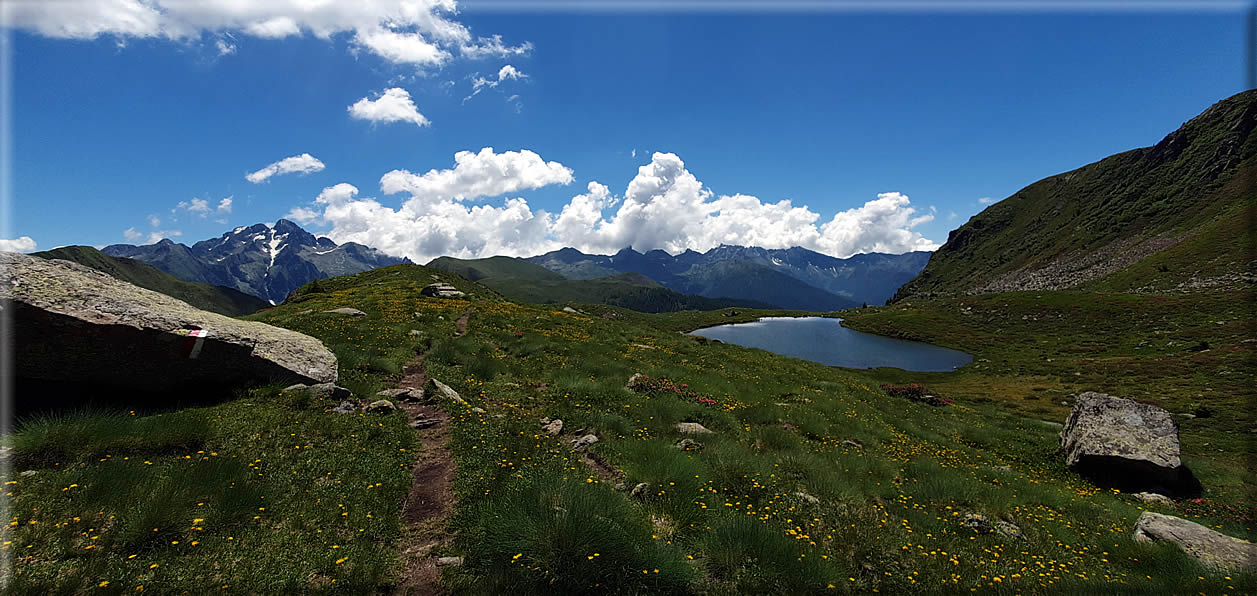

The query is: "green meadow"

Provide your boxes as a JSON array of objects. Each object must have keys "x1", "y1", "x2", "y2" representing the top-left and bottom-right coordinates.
[{"x1": 5, "y1": 265, "x2": 1254, "y2": 593}]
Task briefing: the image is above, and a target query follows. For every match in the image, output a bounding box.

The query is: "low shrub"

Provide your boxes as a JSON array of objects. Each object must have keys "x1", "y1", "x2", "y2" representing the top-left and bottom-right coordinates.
[{"x1": 879, "y1": 383, "x2": 953, "y2": 406}]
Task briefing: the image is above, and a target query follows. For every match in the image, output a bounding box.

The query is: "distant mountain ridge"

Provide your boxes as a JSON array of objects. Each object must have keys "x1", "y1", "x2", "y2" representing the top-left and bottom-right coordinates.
[
  {"x1": 893, "y1": 89, "x2": 1257, "y2": 300},
  {"x1": 103, "y1": 219, "x2": 410, "y2": 304},
  {"x1": 32, "y1": 245, "x2": 270, "y2": 317},
  {"x1": 526, "y1": 245, "x2": 931, "y2": 309}
]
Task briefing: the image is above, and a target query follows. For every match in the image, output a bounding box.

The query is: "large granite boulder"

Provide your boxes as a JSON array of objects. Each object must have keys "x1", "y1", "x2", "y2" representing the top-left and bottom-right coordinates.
[
  {"x1": 421, "y1": 283, "x2": 465, "y2": 298},
  {"x1": 1059, "y1": 392, "x2": 1197, "y2": 495},
  {"x1": 2, "y1": 252, "x2": 336, "y2": 405},
  {"x1": 1133, "y1": 512, "x2": 1257, "y2": 572}
]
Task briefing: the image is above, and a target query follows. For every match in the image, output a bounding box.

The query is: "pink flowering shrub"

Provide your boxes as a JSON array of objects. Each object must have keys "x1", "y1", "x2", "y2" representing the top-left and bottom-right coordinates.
[{"x1": 628, "y1": 374, "x2": 719, "y2": 408}]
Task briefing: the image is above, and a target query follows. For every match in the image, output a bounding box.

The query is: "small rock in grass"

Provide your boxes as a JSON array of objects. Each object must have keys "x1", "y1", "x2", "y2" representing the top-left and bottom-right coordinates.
[
  {"x1": 675, "y1": 438, "x2": 704, "y2": 451},
  {"x1": 795, "y1": 491, "x2": 820, "y2": 505},
  {"x1": 296, "y1": 309, "x2": 313, "y2": 315},
  {"x1": 408, "y1": 329, "x2": 424, "y2": 337},
  {"x1": 571, "y1": 434, "x2": 599, "y2": 451},
  {"x1": 562, "y1": 306, "x2": 578, "y2": 314},
  {"x1": 627, "y1": 373, "x2": 644, "y2": 387},
  {"x1": 629, "y1": 482, "x2": 651, "y2": 498},
  {"x1": 323, "y1": 307, "x2": 366, "y2": 317},
  {"x1": 841, "y1": 439, "x2": 864, "y2": 450},
  {"x1": 994, "y1": 521, "x2": 1024, "y2": 540},
  {"x1": 1135, "y1": 492, "x2": 1174, "y2": 505},
  {"x1": 20, "y1": 470, "x2": 36, "y2": 478},
  {"x1": 377, "y1": 388, "x2": 424, "y2": 402},
  {"x1": 1133, "y1": 511, "x2": 1257, "y2": 572},
  {"x1": 540, "y1": 417, "x2": 551, "y2": 425},
  {"x1": 471, "y1": 407, "x2": 486, "y2": 414},
  {"x1": 436, "y1": 556, "x2": 463, "y2": 567},
  {"x1": 962, "y1": 514, "x2": 993, "y2": 534},
  {"x1": 366, "y1": 400, "x2": 396, "y2": 414},
  {"x1": 331, "y1": 401, "x2": 357, "y2": 414},
  {"x1": 409, "y1": 418, "x2": 439, "y2": 429},
  {"x1": 426, "y1": 378, "x2": 468, "y2": 406},
  {"x1": 676, "y1": 422, "x2": 713, "y2": 435},
  {"x1": 542, "y1": 419, "x2": 564, "y2": 436}
]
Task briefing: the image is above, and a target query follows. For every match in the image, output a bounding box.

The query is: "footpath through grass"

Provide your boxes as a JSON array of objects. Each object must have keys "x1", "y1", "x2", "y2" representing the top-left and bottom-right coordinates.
[{"x1": 6, "y1": 265, "x2": 1254, "y2": 593}]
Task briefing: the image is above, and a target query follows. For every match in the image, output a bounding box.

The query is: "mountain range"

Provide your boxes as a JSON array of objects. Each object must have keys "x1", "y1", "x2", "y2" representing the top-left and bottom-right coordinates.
[
  {"x1": 526, "y1": 245, "x2": 930, "y2": 310},
  {"x1": 102, "y1": 219, "x2": 410, "y2": 304}
]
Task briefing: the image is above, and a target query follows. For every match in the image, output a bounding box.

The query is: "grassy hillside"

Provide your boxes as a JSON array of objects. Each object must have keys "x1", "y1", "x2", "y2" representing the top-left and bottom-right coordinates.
[
  {"x1": 7, "y1": 263, "x2": 1252, "y2": 593},
  {"x1": 427, "y1": 256, "x2": 774, "y2": 313},
  {"x1": 34, "y1": 245, "x2": 270, "y2": 316},
  {"x1": 896, "y1": 89, "x2": 1256, "y2": 299}
]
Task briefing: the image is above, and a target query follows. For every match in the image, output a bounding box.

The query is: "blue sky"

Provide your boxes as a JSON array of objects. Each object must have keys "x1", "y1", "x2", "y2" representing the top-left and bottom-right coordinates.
[{"x1": 4, "y1": 3, "x2": 1251, "y2": 262}]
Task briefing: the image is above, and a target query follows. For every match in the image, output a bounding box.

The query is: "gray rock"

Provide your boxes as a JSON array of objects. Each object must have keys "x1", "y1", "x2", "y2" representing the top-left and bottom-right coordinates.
[
  {"x1": 1133, "y1": 512, "x2": 1257, "y2": 572},
  {"x1": 296, "y1": 309, "x2": 314, "y2": 315},
  {"x1": 323, "y1": 307, "x2": 366, "y2": 317},
  {"x1": 794, "y1": 491, "x2": 820, "y2": 505},
  {"x1": 366, "y1": 399, "x2": 396, "y2": 413},
  {"x1": 1135, "y1": 492, "x2": 1174, "y2": 505},
  {"x1": 629, "y1": 482, "x2": 651, "y2": 498},
  {"x1": 2, "y1": 253, "x2": 337, "y2": 395},
  {"x1": 675, "y1": 438, "x2": 704, "y2": 451},
  {"x1": 421, "y1": 283, "x2": 466, "y2": 298},
  {"x1": 1059, "y1": 392, "x2": 1192, "y2": 493},
  {"x1": 571, "y1": 434, "x2": 599, "y2": 451},
  {"x1": 283, "y1": 383, "x2": 310, "y2": 392},
  {"x1": 426, "y1": 378, "x2": 468, "y2": 406},
  {"x1": 994, "y1": 521, "x2": 1024, "y2": 540},
  {"x1": 962, "y1": 514, "x2": 993, "y2": 534},
  {"x1": 409, "y1": 418, "x2": 439, "y2": 429},
  {"x1": 304, "y1": 383, "x2": 352, "y2": 400},
  {"x1": 539, "y1": 417, "x2": 551, "y2": 425},
  {"x1": 331, "y1": 401, "x2": 357, "y2": 414},
  {"x1": 841, "y1": 439, "x2": 864, "y2": 450},
  {"x1": 19, "y1": 470, "x2": 36, "y2": 478},
  {"x1": 542, "y1": 419, "x2": 564, "y2": 436},
  {"x1": 471, "y1": 407, "x2": 486, "y2": 414},
  {"x1": 561, "y1": 306, "x2": 578, "y2": 313},
  {"x1": 627, "y1": 373, "x2": 644, "y2": 387},
  {"x1": 676, "y1": 422, "x2": 713, "y2": 435},
  {"x1": 377, "y1": 387, "x2": 424, "y2": 402},
  {"x1": 436, "y1": 556, "x2": 463, "y2": 567}
]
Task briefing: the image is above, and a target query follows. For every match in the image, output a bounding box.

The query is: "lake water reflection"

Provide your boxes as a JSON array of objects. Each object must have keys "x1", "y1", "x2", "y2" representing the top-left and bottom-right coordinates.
[{"x1": 690, "y1": 317, "x2": 972, "y2": 372}]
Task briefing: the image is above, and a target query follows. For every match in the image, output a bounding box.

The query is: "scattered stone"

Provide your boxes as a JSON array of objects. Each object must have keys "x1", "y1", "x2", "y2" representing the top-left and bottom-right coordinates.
[
  {"x1": 993, "y1": 465, "x2": 1013, "y2": 473},
  {"x1": 841, "y1": 439, "x2": 864, "y2": 450},
  {"x1": 962, "y1": 514, "x2": 993, "y2": 534},
  {"x1": 20, "y1": 470, "x2": 36, "y2": 478},
  {"x1": 323, "y1": 307, "x2": 366, "y2": 317},
  {"x1": 305, "y1": 383, "x2": 352, "y2": 400},
  {"x1": 629, "y1": 482, "x2": 651, "y2": 498},
  {"x1": 795, "y1": 491, "x2": 820, "y2": 505},
  {"x1": 408, "y1": 329, "x2": 424, "y2": 337},
  {"x1": 1135, "y1": 492, "x2": 1174, "y2": 505},
  {"x1": 410, "y1": 418, "x2": 439, "y2": 429},
  {"x1": 540, "y1": 417, "x2": 551, "y2": 424},
  {"x1": 421, "y1": 283, "x2": 466, "y2": 299},
  {"x1": 676, "y1": 422, "x2": 714, "y2": 435},
  {"x1": 3, "y1": 252, "x2": 338, "y2": 395},
  {"x1": 782, "y1": 422, "x2": 797, "y2": 432},
  {"x1": 562, "y1": 306, "x2": 578, "y2": 313},
  {"x1": 994, "y1": 521, "x2": 1024, "y2": 540},
  {"x1": 675, "y1": 438, "x2": 704, "y2": 451},
  {"x1": 366, "y1": 400, "x2": 396, "y2": 414},
  {"x1": 471, "y1": 407, "x2": 486, "y2": 414},
  {"x1": 296, "y1": 309, "x2": 313, "y2": 315},
  {"x1": 331, "y1": 401, "x2": 356, "y2": 414},
  {"x1": 542, "y1": 419, "x2": 564, "y2": 436},
  {"x1": 376, "y1": 387, "x2": 424, "y2": 402},
  {"x1": 436, "y1": 556, "x2": 463, "y2": 567},
  {"x1": 627, "y1": 373, "x2": 644, "y2": 387},
  {"x1": 426, "y1": 378, "x2": 468, "y2": 406},
  {"x1": 1133, "y1": 512, "x2": 1257, "y2": 572},
  {"x1": 570, "y1": 434, "x2": 599, "y2": 451},
  {"x1": 1059, "y1": 391, "x2": 1197, "y2": 495}
]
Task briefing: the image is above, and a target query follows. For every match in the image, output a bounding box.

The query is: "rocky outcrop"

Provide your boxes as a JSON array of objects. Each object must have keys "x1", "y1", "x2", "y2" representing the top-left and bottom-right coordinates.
[
  {"x1": 421, "y1": 283, "x2": 465, "y2": 299},
  {"x1": 1133, "y1": 512, "x2": 1257, "y2": 572},
  {"x1": 676, "y1": 422, "x2": 714, "y2": 435},
  {"x1": 1059, "y1": 392, "x2": 1198, "y2": 495},
  {"x1": 3, "y1": 252, "x2": 336, "y2": 404}
]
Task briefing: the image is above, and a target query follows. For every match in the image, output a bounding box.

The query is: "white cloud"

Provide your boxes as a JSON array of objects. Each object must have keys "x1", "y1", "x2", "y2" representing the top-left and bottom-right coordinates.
[
  {"x1": 465, "y1": 64, "x2": 526, "y2": 101},
  {"x1": 246, "y1": 153, "x2": 326, "y2": 183},
  {"x1": 978, "y1": 196, "x2": 996, "y2": 205},
  {"x1": 296, "y1": 150, "x2": 938, "y2": 264},
  {"x1": 284, "y1": 206, "x2": 323, "y2": 225},
  {"x1": 215, "y1": 38, "x2": 235, "y2": 55},
  {"x1": 348, "y1": 88, "x2": 431, "y2": 127},
  {"x1": 185, "y1": 198, "x2": 210, "y2": 215},
  {"x1": 217, "y1": 197, "x2": 233, "y2": 213},
  {"x1": 379, "y1": 147, "x2": 573, "y2": 203},
  {"x1": 124, "y1": 227, "x2": 181, "y2": 244},
  {"x1": 7, "y1": 1, "x2": 529, "y2": 68},
  {"x1": 0, "y1": 236, "x2": 37, "y2": 252},
  {"x1": 461, "y1": 34, "x2": 533, "y2": 59},
  {"x1": 631, "y1": 149, "x2": 637, "y2": 158},
  {"x1": 148, "y1": 214, "x2": 161, "y2": 227}
]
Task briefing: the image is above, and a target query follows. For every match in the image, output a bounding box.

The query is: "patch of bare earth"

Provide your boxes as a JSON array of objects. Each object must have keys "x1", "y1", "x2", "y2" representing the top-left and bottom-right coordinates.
[
  {"x1": 392, "y1": 353, "x2": 457, "y2": 596},
  {"x1": 453, "y1": 307, "x2": 472, "y2": 338}
]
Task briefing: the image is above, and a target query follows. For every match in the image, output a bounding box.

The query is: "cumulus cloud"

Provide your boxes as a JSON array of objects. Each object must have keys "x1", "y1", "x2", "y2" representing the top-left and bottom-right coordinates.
[
  {"x1": 217, "y1": 197, "x2": 233, "y2": 213},
  {"x1": 978, "y1": 196, "x2": 996, "y2": 205},
  {"x1": 465, "y1": 64, "x2": 526, "y2": 101},
  {"x1": 284, "y1": 206, "x2": 323, "y2": 225},
  {"x1": 295, "y1": 150, "x2": 939, "y2": 264},
  {"x1": 124, "y1": 227, "x2": 181, "y2": 244},
  {"x1": 148, "y1": 214, "x2": 161, "y2": 227},
  {"x1": 0, "y1": 236, "x2": 37, "y2": 252},
  {"x1": 246, "y1": 153, "x2": 326, "y2": 183},
  {"x1": 379, "y1": 147, "x2": 574, "y2": 203},
  {"x1": 348, "y1": 88, "x2": 431, "y2": 127},
  {"x1": 7, "y1": 1, "x2": 530, "y2": 69}
]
